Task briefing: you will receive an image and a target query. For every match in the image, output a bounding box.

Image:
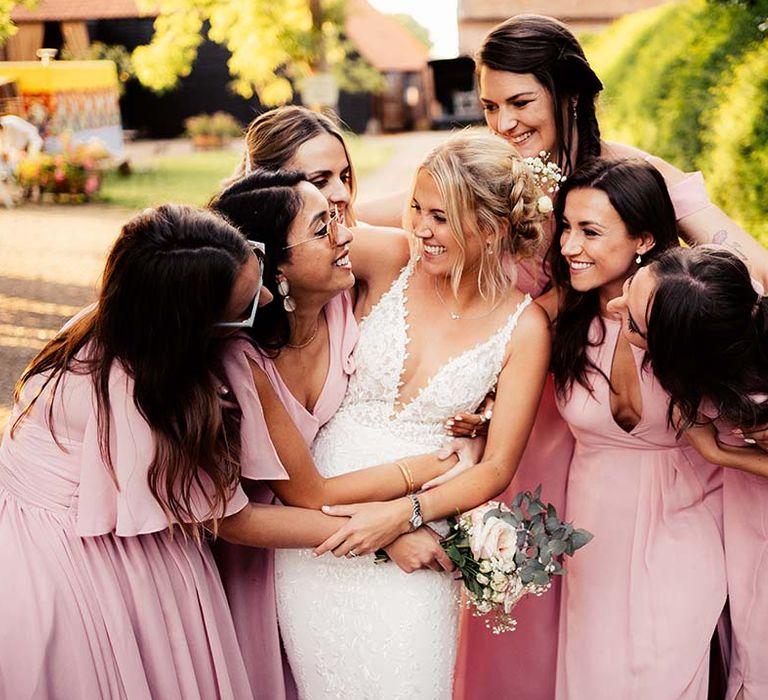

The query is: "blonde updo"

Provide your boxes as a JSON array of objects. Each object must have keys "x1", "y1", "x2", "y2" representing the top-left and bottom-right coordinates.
[{"x1": 408, "y1": 132, "x2": 546, "y2": 302}]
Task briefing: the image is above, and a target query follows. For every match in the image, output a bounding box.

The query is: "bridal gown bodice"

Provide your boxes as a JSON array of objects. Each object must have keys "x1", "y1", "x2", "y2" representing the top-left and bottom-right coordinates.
[{"x1": 275, "y1": 264, "x2": 532, "y2": 699}]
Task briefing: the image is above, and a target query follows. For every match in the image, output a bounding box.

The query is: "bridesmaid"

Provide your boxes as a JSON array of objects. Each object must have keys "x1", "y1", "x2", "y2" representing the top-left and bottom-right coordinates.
[
  {"x1": 0, "y1": 204, "x2": 350, "y2": 699},
  {"x1": 538, "y1": 158, "x2": 726, "y2": 698},
  {"x1": 444, "y1": 14, "x2": 768, "y2": 699},
  {"x1": 608, "y1": 246, "x2": 768, "y2": 700}
]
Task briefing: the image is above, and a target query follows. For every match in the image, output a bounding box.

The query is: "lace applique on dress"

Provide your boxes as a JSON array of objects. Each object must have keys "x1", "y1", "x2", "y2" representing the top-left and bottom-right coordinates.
[{"x1": 274, "y1": 262, "x2": 533, "y2": 699}]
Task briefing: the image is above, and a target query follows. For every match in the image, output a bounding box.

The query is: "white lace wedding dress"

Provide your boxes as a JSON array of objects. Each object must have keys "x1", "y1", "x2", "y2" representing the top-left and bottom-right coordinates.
[{"x1": 274, "y1": 264, "x2": 531, "y2": 699}]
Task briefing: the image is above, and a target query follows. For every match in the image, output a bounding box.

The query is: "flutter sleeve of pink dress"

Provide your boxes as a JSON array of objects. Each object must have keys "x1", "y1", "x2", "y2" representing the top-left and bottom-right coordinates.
[
  {"x1": 77, "y1": 361, "x2": 250, "y2": 537},
  {"x1": 0, "y1": 355, "x2": 254, "y2": 699}
]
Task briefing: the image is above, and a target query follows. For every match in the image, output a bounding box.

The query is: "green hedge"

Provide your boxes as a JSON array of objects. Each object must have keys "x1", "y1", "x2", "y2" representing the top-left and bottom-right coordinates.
[{"x1": 584, "y1": 0, "x2": 768, "y2": 243}]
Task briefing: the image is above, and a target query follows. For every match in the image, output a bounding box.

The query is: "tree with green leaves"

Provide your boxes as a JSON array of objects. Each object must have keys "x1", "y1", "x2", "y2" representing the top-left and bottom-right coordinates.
[
  {"x1": 0, "y1": 1, "x2": 34, "y2": 45},
  {"x1": 133, "y1": 0, "x2": 383, "y2": 106}
]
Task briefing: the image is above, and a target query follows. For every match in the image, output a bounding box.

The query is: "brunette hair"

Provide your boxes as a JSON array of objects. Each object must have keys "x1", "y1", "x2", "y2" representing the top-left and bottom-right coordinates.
[
  {"x1": 549, "y1": 158, "x2": 679, "y2": 397},
  {"x1": 209, "y1": 168, "x2": 307, "y2": 355},
  {"x1": 14, "y1": 204, "x2": 251, "y2": 537},
  {"x1": 646, "y1": 247, "x2": 768, "y2": 431},
  {"x1": 232, "y1": 105, "x2": 357, "y2": 224},
  {"x1": 478, "y1": 14, "x2": 604, "y2": 175},
  {"x1": 407, "y1": 132, "x2": 545, "y2": 304}
]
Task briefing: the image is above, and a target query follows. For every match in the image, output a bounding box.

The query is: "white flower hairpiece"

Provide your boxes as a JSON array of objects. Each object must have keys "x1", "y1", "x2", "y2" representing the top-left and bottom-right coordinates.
[{"x1": 523, "y1": 151, "x2": 565, "y2": 215}]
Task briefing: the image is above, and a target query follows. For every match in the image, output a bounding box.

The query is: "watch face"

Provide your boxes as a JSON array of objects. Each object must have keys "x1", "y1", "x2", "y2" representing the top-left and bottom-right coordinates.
[{"x1": 411, "y1": 514, "x2": 424, "y2": 529}]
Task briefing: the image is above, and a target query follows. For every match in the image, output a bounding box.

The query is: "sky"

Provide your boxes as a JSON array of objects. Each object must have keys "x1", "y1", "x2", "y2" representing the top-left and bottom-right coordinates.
[{"x1": 367, "y1": 0, "x2": 460, "y2": 59}]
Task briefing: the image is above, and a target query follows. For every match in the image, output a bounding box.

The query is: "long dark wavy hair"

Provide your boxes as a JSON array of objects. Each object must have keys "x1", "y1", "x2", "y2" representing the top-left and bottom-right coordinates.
[
  {"x1": 209, "y1": 168, "x2": 306, "y2": 356},
  {"x1": 478, "y1": 14, "x2": 604, "y2": 176},
  {"x1": 646, "y1": 247, "x2": 768, "y2": 431},
  {"x1": 549, "y1": 158, "x2": 680, "y2": 398},
  {"x1": 13, "y1": 204, "x2": 251, "y2": 538}
]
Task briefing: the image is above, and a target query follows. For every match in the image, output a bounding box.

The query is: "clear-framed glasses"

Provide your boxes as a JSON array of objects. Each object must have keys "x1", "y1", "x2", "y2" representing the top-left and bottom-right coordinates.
[
  {"x1": 217, "y1": 239, "x2": 266, "y2": 329},
  {"x1": 283, "y1": 204, "x2": 340, "y2": 251}
]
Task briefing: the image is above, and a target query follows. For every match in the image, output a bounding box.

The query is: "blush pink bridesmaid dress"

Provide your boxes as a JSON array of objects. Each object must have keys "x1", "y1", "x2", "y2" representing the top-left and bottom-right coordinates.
[
  {"x1": 555, "y1": 318, "x2": 726, "y2": 699},
  {"x1": 0, "y1": 353, "x2": 255, "y2": 699},
  {"x1": 216, "y1": 289, "x2": 358, "y2": 699},
  {"x1": 453, "y1": 169, "x2": 716, "y2": 700}
]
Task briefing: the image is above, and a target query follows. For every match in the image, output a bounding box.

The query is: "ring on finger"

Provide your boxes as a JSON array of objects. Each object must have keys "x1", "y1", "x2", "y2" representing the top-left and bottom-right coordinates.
[
  {"x1": 347, "y1": 550, "x2": 359, "y2": 558},
  {"x1": 471, "y1": 428, "x2": 478, "y2": 438}
]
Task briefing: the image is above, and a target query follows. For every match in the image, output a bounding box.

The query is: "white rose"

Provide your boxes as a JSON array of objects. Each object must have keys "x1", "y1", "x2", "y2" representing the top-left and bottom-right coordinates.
[
  {"x1": 537, "y1": 195, "x2": 554, "y2": 215},
  {"x1": 490, "y1": 571, "x2": 509, "y2": 592},
  {"x1": 469, "y1": 515, "x2": 519, "y2": 565},
  {"x1": 476, "y1": 573, "x2": 490, "y2": 586}
]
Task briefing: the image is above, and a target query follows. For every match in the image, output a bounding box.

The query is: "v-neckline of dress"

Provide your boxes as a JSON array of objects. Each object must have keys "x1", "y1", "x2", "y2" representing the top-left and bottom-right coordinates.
[{"x1": 390, "y1": 264, "x2": 531, "y2": 419}]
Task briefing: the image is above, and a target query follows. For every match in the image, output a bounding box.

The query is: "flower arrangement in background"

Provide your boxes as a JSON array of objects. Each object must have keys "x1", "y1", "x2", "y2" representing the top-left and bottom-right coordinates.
[
  {"x1": 443, "y1": 486, "x2": 592, "y2": 634},
  {"x1": 16, "y1": 134, "x2": 111, "y2": 203}
]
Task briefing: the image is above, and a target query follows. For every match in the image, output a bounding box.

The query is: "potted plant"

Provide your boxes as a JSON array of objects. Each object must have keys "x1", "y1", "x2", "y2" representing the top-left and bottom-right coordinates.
[{"x1": 184, "y1": 112, "x2": 241, "y2": 149}]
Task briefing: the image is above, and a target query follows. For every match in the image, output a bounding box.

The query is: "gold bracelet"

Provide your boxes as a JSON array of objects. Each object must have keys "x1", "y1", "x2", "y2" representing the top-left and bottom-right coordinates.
[{"x1": 396, "y1": 460, "x2": 415, "y2": 495}]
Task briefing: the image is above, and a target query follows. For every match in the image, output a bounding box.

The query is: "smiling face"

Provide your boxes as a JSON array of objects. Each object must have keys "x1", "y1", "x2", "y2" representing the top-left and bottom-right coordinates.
[
  {"x1": 479, "y1": 67, "x2": 561, "y2": 159},
  {"x1": 279, "y1": 181, "x2": 354, "y2": 303},
  {"x1": 409, "y1": 169, "x2": 485, "y2": 280},
  {"x1": 559, "y1": 187, "x2": 654, "y2": 306},
  {"x1": 285, "y1": 133, "x2": 353, "y2": 225},
  {"x1": 606, "y1": 265, "x2": 656, "y2": 350}
]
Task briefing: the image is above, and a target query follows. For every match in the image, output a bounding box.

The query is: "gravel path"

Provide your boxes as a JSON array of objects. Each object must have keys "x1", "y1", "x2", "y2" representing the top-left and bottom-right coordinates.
[{"x1": 0, "y1": 130, "x2": 449, "y2": 432}]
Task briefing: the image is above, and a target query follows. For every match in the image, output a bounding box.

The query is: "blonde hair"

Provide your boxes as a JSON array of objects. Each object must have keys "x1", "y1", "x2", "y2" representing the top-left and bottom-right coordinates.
[
  {"x1": 231, "y1": 105, "x2": 357, "y2": 224},
  {"x1": 407, "y1": 132, "x2": 545, "y2": 302}
]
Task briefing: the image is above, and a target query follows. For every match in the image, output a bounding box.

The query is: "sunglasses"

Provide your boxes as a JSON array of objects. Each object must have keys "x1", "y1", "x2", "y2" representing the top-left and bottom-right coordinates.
[
  {"x1": 216, "y1": 239, "x2": 266, "y2": 329},
  {"x1": 283, "y1": 204, "x2": 340, "y2": 251}
]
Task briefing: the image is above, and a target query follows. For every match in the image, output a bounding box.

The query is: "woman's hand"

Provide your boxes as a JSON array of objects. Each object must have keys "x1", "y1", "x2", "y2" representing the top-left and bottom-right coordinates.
[
  {"x1": 732, "y1": 425, "x2": 768, "y2": 452},
  {"x1": 423, "y1": 436, "x2": 486, "y2": 490},
  {"x1": 383, "y1": 527, "x2": 454, "y2": 573},
  {"x1": 314, "y1": 498, "x2": 412, "y2": 557},
  {"x1": 444, "y1": 398, "x2": 494, "y2": 438}
]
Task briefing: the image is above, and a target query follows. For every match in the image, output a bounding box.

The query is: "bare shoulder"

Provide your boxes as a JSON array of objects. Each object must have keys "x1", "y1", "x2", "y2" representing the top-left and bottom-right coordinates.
[
  {"x1": 601, "y1": 140, "x2": 686, "y2": 183},
  {"x1": 515, "y1": 297, "x2": 551, "y2": 340},
  {"x1": 601, "y1": 140, "x2": 648, "y2": 160}
]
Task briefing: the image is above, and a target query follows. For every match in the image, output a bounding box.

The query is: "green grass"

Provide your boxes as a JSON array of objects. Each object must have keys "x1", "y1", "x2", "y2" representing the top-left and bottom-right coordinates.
[{"x1": 99, "y1": 135, "x2": 393, "y2": 209}]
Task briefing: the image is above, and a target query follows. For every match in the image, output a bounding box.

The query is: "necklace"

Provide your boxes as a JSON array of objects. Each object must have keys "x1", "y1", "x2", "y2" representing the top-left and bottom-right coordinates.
[
  {"x1": 433, "y1": 278, "x2": 500, "y2": 321},
  {"x1": 286, "y1": 320, "x2": 320, "y2": 349}
]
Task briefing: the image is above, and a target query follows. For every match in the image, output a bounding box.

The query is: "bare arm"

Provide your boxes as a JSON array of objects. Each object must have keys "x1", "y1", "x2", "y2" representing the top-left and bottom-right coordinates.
[
  {"x1": 249, "y1": 362, "x2": 457, "y2": 509},
  {"x1": 605, "y1": 140, "x2": 768, "y2": 287},
  {"x1": 685, "y1": 421, "x2": 768, "y2": 478},
  {"x1": 314, "y1": 303, "x2": 552, "y2": 555},
  {"x1": 218, "y1": 502, "x2": 345, "y2": 547},
  {"x1": 355, "y1": 190, "x2": 408, "y2": 228}
]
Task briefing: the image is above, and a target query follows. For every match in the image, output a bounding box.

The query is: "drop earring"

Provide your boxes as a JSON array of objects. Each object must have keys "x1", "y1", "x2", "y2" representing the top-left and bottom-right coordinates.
[
  {"x1": 487, "y1": 241, "x2": 495, "y2": 256},
  {"x1": 277, "y1": 276, "x2": 296, "y2": 313},
  {"x1": 571, "y1": 102, "x2": 578, "y2": 120},
  {"x1": 635, "y1": 253, "x2": 642, "y2": 265}
]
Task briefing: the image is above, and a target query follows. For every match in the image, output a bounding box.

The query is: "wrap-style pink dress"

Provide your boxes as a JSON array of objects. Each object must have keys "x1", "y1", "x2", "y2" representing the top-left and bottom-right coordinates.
[
  {"x1": 555, "y1": 318, "x2": 726, "y2": 698},
  {"x1": 0, "y1": 352, "x2": 256, "y2": 699},
  {"x1": 216, "y1": 290, "x2": 358, "y2": 699},
  {"x1": 453, "y1": 170, "x2": 715, "y2": 700}
]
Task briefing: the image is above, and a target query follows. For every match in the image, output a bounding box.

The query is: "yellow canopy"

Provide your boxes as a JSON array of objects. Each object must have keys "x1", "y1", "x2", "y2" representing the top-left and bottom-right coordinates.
[{"x1": 0, "y1": 61, "x2": 118, "y2": 93}]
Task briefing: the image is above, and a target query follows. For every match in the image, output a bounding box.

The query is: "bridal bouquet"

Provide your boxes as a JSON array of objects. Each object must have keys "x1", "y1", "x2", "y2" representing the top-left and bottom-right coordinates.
[{"x1": 443, "y1": 486, "x2": 592, "y2": 634}]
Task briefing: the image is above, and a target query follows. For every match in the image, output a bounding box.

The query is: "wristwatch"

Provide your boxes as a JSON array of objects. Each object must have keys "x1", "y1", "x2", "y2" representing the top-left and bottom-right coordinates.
[{"x1": 407, "y1": 494, "x2": 423, "y2": 531}]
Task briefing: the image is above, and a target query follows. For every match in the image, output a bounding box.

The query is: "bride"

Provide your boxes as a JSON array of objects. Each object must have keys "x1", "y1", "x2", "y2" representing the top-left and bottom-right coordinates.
[{"x1": 274, "y1": 133, "x2": 551, "y2": 698}]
